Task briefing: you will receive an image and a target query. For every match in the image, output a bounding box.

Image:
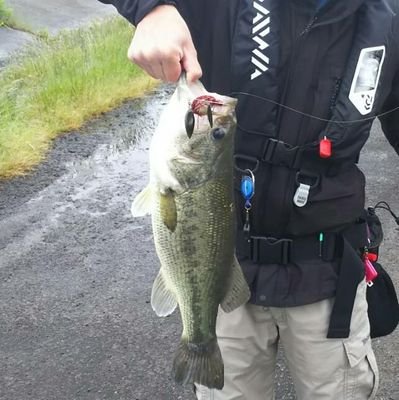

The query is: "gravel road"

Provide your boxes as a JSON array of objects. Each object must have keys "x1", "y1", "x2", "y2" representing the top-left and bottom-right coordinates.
[{"x1": 0, "y1": 86, "x2": 398, "y2": 400}]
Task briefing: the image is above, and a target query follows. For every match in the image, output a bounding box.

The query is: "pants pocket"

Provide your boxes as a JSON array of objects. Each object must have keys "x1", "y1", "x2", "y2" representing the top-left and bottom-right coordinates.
[
  {"x1": 343, "y1": 338, "x2": 379, "y2": 399},
  {"x1": 365, "y1": 351, "x2": 379, "y2": 399}
]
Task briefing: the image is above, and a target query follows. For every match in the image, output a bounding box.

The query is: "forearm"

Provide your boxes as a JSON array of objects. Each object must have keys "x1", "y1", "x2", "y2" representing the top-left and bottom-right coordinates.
[
  {"x1": 97, "y1": 0, "x2": 176, "y2": 25},
  {"x1": 98, "y1": 0, "x2": 202, "y2": 83}
]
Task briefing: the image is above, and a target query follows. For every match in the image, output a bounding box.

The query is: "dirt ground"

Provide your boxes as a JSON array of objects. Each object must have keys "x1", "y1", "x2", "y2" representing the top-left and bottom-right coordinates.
[{"x1": 0, "y1": 86, "x2": 398, "y2": 400}]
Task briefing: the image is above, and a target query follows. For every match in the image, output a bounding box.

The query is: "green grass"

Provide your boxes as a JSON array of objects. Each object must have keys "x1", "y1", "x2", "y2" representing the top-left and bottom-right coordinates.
[
  {"x1": 0, "y1": 0, "x2": 12, "y2": 26},
  {"x1": 0, "y1": 17, "x2": 155, "y2": 178}
]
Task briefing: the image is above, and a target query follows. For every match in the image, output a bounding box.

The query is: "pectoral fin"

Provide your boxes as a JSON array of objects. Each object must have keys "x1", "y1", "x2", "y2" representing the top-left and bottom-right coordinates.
[
  {"x1": 151, "y1": 270, "x2": 177, "y2": 317},
  {"x1": 131, "y1": 185, "x2": 153, "y2": 217},
  {"x1": 160, "y1": 191, "x2": 177, "y2": 232},
  {"x1": 220, "y1": 256, "x2": 251, "y2": 313}
]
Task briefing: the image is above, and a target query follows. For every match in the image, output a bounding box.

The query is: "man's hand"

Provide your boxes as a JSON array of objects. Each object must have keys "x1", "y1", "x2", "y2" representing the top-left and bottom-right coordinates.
[{"x1": 128, "y1": 5, "x2": 202, "y2": 83}]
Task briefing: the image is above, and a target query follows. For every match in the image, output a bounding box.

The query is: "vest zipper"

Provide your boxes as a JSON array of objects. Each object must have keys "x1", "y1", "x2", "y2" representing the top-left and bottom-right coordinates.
[
  {"x1": 300, "y1": 16, "x2": 318, "y2": 36},
  {"x1": 276, "y1": 15, "x2": 318, "y2": 133}
]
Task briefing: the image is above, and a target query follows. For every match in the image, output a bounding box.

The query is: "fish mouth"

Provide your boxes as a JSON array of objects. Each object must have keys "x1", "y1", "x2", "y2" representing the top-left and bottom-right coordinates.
[
  {"x1": 222, "y1": 96, "x2": 238, "y2": 108},
  {"x1": 213, "y1": 97, "x2": 238, "y2": 116},
  {"x1": 191, "y1": 95, "x2": 237, "y2": 117},
  {"x1": 216, "y1": 93, "x2": 238, "y2": 107}
]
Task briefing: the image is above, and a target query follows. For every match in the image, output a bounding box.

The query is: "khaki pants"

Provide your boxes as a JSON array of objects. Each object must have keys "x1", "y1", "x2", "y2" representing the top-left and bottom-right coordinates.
[{"x1": 196, "y1": 280, "x2": 379, "y2": 400}]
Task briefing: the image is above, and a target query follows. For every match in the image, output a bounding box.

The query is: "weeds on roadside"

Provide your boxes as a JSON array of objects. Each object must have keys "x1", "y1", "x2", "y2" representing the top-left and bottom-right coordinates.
[
  {"x1": 0, "y1": 17, "x2": 154, "y2": 178},
  {"x1": 0, "y1": 0, "x2": 12, "y2": 26}
]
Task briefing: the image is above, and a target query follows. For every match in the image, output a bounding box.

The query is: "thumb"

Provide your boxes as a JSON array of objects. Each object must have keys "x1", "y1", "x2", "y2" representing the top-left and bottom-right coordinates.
[{"x1": 181, "y1": 43, "x2": 202, "y2": 83}]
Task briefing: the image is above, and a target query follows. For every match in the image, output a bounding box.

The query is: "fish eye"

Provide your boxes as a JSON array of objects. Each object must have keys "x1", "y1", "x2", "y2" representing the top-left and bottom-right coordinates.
[{"x1": 212, "y1": 127, "x2": 226, "y2": 140}]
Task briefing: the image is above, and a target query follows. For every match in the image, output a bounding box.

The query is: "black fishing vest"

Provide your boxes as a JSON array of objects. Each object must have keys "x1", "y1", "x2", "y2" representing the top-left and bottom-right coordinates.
[
  {"x1": 228, "y1": 0, "x2": 399, "y2": 238},
  {"x1": 223, "y1": 0, "x2": 399, "y2": 338}
]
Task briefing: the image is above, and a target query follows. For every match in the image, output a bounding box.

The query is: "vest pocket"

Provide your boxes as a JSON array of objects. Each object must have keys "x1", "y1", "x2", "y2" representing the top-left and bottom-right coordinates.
[{"x1": 286, "y1": 165, "x2": 366, "y2": 235}]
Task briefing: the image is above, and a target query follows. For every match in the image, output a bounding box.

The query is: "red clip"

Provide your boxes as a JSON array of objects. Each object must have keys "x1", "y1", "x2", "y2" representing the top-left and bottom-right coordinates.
[
  {"x1": 368, "y1": 252, "x2": 378, "y2": 262},
  {"x1": 319, "y1": 136, "x2": 332, "y2": 159},
  {"x1": 364, "y1": 252, "x2": 378, "y2": 285}
]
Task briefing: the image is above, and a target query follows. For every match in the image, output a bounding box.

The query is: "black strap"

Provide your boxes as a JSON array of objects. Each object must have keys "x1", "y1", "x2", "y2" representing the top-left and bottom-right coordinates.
[
  {"x1": 235, "y1": 140, "x2": 356, "y2": 177},
  {"x1": 236, "y1": 232, "x2": 337, "y2": 265},
  {"x1": 237, "y1": 220, "x2": 368, "y2": 264},
  {"x1": 327, "y1": 236, "x2": 365, "y2": 338}
]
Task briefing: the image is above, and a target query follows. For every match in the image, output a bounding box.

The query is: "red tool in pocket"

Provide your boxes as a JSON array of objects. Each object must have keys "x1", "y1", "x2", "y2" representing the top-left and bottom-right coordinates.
[{"x1": 364, "y1": 250, "x2": 378, "y2": 286}]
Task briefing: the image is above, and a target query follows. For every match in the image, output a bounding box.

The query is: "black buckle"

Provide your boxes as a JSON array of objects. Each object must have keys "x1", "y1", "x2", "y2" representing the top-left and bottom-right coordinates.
[
  {"x1": 262, "y1": 138, "x2": 302, "y2": 169},
  {"x1": 295, "y1": 171, "x2": 320, "y2": 188},
  {"x1": 251, "y1": 237, "x2": 293, "y2": 265},
  {"x1": 234, "y1": 154, "x2": 260, "y2": 173}
]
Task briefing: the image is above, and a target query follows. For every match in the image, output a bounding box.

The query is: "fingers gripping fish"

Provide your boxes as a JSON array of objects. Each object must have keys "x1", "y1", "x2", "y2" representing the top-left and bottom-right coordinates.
[{"x1": 131, "y1": 75, "x2": 250, "y2": 390}]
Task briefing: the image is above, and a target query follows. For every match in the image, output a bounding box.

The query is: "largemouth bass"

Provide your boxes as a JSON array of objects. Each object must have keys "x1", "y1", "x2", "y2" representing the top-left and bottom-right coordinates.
[{"x1": 131, "y1": 77, "x2": 250, "y2": 389}]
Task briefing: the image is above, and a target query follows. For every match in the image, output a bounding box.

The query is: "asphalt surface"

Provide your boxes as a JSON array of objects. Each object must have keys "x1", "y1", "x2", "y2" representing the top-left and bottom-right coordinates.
[
  {"x1": 0, "y1": 0, "x2": 116, "y2": 65},
  {"x1": 5, "y1": 0, "x2": 115, "y2": 34},
  {"x1": 0, "y1": 27, "x2": 33, "y2": 64},
  {"x1": 0, "y1": 86, "x2": 398, "y2": 400}
]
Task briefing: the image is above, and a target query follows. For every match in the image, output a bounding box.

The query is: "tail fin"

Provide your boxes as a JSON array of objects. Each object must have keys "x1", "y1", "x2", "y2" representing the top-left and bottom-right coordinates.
[{"x1": 172, "y1": 338, "x2": 224, "y2": 390}]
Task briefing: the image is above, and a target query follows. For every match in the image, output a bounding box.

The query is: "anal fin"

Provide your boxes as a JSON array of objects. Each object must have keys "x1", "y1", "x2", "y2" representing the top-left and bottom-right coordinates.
[
  {"x1": 220, "y1": 256, "x2": 250, "y2": 313},
  {"x1": 151, "y1": 270, "x2": 177, "y2": 317}
]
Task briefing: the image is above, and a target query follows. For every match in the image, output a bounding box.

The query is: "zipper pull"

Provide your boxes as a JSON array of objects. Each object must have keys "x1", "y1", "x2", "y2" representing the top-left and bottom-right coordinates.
[
  {"x1": 300, "y1": 16, "x2": 318, "y2": 36},
  {"x1": 243, "y1": 208, "x2": 251, "y2": 241}
]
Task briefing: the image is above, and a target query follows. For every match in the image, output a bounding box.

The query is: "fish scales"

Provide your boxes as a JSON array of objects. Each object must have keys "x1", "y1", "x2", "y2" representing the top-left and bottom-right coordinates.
[{"x1": 153, "y1": 178, "x2": 235, "y2": 342}]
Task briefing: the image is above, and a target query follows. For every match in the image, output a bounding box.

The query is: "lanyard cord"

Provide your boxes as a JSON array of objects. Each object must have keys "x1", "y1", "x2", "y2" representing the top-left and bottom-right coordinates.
[
  {"x1": 374, "y1": 201, "x2": 399, "y2": 225},
  {"x1": 230, "y1": 91, "x2": 399, "y2": 125}
]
